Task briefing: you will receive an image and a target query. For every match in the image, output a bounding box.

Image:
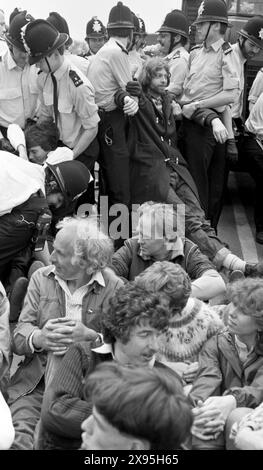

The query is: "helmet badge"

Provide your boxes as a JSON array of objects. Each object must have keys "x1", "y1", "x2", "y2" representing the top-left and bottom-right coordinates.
[
  {"x1": 93, "y1": 20, "x2": 102, "y2": 33},
  {"x1": 198, "y1": 1, "x2": 205, "y2": 17},
  {"x1": 20, "y1": 23, "x2": 31, "y2": 54}
]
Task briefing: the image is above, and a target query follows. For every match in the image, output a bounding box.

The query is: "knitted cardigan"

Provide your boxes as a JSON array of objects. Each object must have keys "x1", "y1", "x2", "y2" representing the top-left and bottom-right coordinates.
[{"x1": 159, "y1": 298, "x2": 224, "y2": 362}]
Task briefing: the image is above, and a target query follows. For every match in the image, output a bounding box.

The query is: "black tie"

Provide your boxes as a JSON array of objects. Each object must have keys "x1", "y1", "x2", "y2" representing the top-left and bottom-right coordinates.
[{"x1": 51, "y1": 72, "x2": 58, "y2": 127}]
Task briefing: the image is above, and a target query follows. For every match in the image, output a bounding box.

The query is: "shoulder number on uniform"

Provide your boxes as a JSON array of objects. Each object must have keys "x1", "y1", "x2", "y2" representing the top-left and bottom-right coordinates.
[
  {"x1": 69, "y1": 70, "x2": 84, "y2": 87},
  {"x1": 221, "y1": 42, "x2": 232, "y2": 55}
]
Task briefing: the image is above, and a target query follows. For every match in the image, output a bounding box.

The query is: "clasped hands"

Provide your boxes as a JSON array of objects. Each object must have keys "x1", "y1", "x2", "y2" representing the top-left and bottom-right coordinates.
[
  {"x1": 36, "y1": 317, "x2": 96, "y2": 356},
  {"x1": 191, "y1": 395, "x2": 236, "y2": 441}
]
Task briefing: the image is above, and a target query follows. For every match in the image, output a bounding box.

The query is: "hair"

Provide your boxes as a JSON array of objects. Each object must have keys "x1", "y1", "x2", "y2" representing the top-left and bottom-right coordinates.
[
  {"x1": 138, "y1": 58, "x2": 170, "y2": 91},
  {"x1": 47, "y1": 45, "x2": 65, "y2": 58},
  {"x1": 137, "y1": 202, "x2": 179, "y2": 244},
  {"x1": 107, "y1": 28, "x2": 132, "y2": 38},
  {"x1": 84, "y1": 362, "x2": 193, "y2": 450},
  {"x1": 25, "y1": 118, "x2": 59, "y2": 152},
  {"x1": 56, "y1": 216, "x2": 114, "y2": 275},
  {"x1": 0, "y1": 138, "x2": 17, "y2": 154},
  {"x1": 209, "y1": 21, "x2": 228, "y2": 35},
  {"x1": 135, "y1": 261, "x2": 191, "y2": 314},
  {"x1": 227, "y1": 278, "x2": 263, "y2": 330},
  {"x1": 102, "y1": 282, "x2": 172, "y2": 344}
]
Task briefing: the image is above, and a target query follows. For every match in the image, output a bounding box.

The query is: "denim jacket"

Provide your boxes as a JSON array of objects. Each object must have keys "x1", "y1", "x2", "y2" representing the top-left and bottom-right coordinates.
[{"x1": 8, "y1": 266, "x2": 123, "y2": 403}]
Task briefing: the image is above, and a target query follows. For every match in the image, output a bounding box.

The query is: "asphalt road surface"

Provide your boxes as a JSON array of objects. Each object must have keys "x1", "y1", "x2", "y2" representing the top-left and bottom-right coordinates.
[{"x1": 219, "y1": 171, "x2": 263, "y2": 264}]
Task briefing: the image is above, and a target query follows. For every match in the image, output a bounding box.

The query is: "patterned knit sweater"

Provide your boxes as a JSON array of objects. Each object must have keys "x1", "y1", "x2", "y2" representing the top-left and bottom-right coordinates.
[{"x1": 159, "y1": 298, "x2": 224, "y2": 362}]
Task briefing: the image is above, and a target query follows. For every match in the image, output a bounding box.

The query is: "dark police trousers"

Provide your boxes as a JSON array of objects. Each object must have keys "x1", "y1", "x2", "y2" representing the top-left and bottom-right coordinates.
[
  {"x1": 0, "y1": 192, "x2": 48, "y2": 287},
  {"x1": 237, "y1": 134, "x2": 263, "y2": 233},
  {"x1": 182, "y1": 117, "x2": 227, "y2": 230}
]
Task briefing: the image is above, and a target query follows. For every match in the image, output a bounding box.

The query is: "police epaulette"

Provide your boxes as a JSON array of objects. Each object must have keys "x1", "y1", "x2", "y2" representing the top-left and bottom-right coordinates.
[
  {"x1": 222, "y1": 42, "x2": 232, "y2": 55},
  {"x1": 69, "y1": 69, "x2": 84, "y2": 87},
  {"x1": 172, "y1": 50, "x2": 181, "y2": 59},
  {"x1": 190, "y1": 44, "x2": 201, "y2": 51}
]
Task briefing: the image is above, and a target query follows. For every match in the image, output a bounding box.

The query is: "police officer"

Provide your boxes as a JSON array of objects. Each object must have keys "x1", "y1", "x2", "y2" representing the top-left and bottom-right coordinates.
[
  {"x1": 231, "y1": 16, "x2": 263, "y2": 127},
  {"x1": 0, "y1": 11, "x2": 38, "y2": 138},
  {"x1": 128, "y1": 12, "x2": 147, "y2": 79},
  {"x1": 157, "y1": 9, "x2": 189, "y2": 98},
  {"x1": 23, "y1": 19, "x2": 100, "y2": 201},
  {"x1": 84, "y1": 16, "x2": 107, "y2": 56},
  {"x1": 88, "y1": 2, "x2": 139, "y2": 246},
  {"x1": 46, "y1": 11, "x2": 90, "y2": 76},
  {"x1": 180, "y1": 0, "x2": 240, "y2": 229},
  {"x1": 231, "y1": 16, "x2": 263, "y2": 244},
  {"x1": 0, "y1": 149, "x2": 91, "y2": 287}
]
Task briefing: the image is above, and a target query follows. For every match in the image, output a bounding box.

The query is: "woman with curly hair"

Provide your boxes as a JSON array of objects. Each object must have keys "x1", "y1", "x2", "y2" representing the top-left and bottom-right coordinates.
[{"x1": 188, "y1": 277, "x2": 263, "y2": 449}]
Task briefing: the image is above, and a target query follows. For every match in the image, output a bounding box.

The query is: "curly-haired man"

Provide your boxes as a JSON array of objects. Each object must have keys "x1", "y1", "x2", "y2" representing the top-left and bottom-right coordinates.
[{"x1": 35, "y1": 282, "x2": 181, "y2": 450}]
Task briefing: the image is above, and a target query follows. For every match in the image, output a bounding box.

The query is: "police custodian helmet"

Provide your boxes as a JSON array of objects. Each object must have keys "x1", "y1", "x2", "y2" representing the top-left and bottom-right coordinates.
[
  {"x1": 239, "y1": 16, "x2": 263, "y2": 49},
  {"x1": 107, "y1": 2, "x2": 134, "y2": 30},
  {"x1": 46, "y1": 160, "x2": 92, "y2": 204},
  {"x1": 21, "y1": 19, "x2": 68, "y2": 65},
  {"x1": 46, "y1": 11, "x2": 73, "y2": 47},
  {"x1": 5, "y1": 11, "x2": 34, "y2": 52},
  {"x1": 157, "y1": 9, "x2": 189, "y2": 38},
  {"x1": 194, "y1": 0, "x2": 229, "y2": 25},
  {"x1": 86, "y1": 16, "x2": 106, "y2": 39}
]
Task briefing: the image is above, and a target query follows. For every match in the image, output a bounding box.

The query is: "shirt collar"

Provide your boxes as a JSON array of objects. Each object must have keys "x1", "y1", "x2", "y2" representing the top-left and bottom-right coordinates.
[
  {"x1": 92, "y1": 342, "x2": 156, "y2": 368},
  {"x1": 53, "y1": 58, "x2": 69, "y2": 80},
  {"x1": 234, "y1": 335, "x2": 254, "y2": 354},
  {"x1": 47, "y1": 265, "x2": 106, "y2": 288},
  {"x1": 205, "y1": 37, "x2": 224, "y2": 52},
  {"x1": 110, "y1": 37, "x2": 128, "y2": 54}
]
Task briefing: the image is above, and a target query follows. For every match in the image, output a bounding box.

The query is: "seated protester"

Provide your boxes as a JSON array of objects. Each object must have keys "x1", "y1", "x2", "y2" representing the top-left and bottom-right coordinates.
[
  {"x1": 0, "y1": 149, "x2": 92, "y2": 289},
  {"x1": 228, "y1": 402, "x2": 263, "y2": 450},
  {"x1": 7, "y1": 216, "x2": 123, "y2": 450},
  {"x1": 0, "y1": 390, "x2": 15, "y2": 450},
  {"x1": 81, "y1": 362, "x2": 193, "y2": 451},
  {"x1": 118, "y1": 57, "x2": 263, "y2": 278},
  {"x1": 0, "y1": 282, "x2": 11, "y2": 392},
  {"x1": 188, "y1": 277, "x2": 263, "y2": 450},
  {"x1": 134, "y1": 261, "x2": 223, "y2": 387},
  {"x1": 112, "y1": 202, "x2": 226, "y2": 302},
  {"x1": 24, "y1": 118, "x2": 74, "y2": 165},
  {"x1": 36, "y1": 283, "x2": 177, "y2": 450}
]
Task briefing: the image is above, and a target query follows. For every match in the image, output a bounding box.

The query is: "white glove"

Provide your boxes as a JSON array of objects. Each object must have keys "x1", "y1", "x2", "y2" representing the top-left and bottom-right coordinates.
[
  {"x1": 7, "y1": 124, "x2": 28, "y2": 160},
  {"x1": 7, "y1": 124, "x2": 26, "y2": 151}
]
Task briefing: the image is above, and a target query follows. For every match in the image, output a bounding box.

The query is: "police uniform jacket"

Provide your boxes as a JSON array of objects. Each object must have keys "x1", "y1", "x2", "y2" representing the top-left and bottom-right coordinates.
[
  {"x1": 0, "y1": 49, "x2": 39, "y2": 129},
  {"x1": 37, "y1": 58, "x2": 100, "y2": 149},
  {"x1": 165, "y1": 46, "x2": 189, "y2": 98},
  {"x1": 181, "y1": 38, "x2": 240, "y2": 105},
  {"x1": 8, "y1": 266, "x2": 123, "y2": 404},
  {"x1": 87, "y1": 37, "x2": 132, "y2": 111}
]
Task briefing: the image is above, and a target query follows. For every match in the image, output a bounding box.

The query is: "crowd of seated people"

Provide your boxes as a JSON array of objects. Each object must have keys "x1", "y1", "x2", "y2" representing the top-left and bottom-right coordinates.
[{"x1": 1, "y1": 1, "x2": 263, "y2": 451}]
